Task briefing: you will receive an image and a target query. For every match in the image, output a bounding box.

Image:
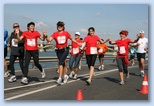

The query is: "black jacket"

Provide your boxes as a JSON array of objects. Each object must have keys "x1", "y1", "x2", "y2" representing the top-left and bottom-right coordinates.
[{"x1": 9, "y1": 31, "x2": 25, "y2": 56}]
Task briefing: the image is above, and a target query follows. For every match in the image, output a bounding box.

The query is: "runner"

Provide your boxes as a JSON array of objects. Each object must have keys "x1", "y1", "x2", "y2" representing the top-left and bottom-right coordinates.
[
  {"x1": 15, "y1": 22, "x2": 46, "y2": 84},
  {"x1": 4, "y1": 28, "x2": 10, "y2": 77},
  {"x1": 8, "y1": 23, "x2": 25, "y2": 82},
  {"x1": 69, "y1": 32, "x2": 82, "y2": 80},
  {"x1": 97, "y1": 39, "x2": 108, "y2": 71},
  {"x1": 80, "y1": 27, "x2": 110, "y2": 85},
  {"x1": 133, "y1": 30, "x2": 148, "y2": 77},
  {"x1": 129, "y1": 45, "x2": 137, "y2": 66},
  {"x1": 45, "y1": 21, "x2": 80, "y2": 84},
  {"x1": 109, "y1": 30, "x2": 140, "y2": 85}
]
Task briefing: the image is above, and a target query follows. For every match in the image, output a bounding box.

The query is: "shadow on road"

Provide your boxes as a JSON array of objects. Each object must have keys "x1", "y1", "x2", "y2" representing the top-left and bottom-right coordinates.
[{"x1": 103, "y1": 77, "x2": 119, "y2": 84}]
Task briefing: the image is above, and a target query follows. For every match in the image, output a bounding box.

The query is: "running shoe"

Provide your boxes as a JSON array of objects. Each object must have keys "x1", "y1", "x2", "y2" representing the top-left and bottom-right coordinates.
[
  {"x1": 126, "y1": 71, "x2": 130, "y2": 78},
  {"x1": 4, "y1": 71, "x2": 10, "y2": 77},
  {"x1": 101, "y1": 65, "x2": 105, "y2": 70},
  {"x1": 41, "y1": 69, "x2": 46, "y2": 78},
  {"x1": 8, "y1": 75, "x2": 17, "y2": 83},
  {"x1": 21, "y1": 77, "x2": 28, "y2": 85},
  {"x1": 56, "y1": 69, "x2": 59, "y2": 74},
  {"x1": 56, "y1": 77, "x2": 62, "y2": 84},
  {"x1": 63, "y1": 74, "x2": 69, "y2": 83},
  {"x1": 73, "y1": 74, "x2": 78, "y2": 80},
  {"x1": 69, "y1": 71, "x2": 75, "y2": 79},
  {"x1": 79, "y1": 65, "x2": 81, "y2": 70},
  {"x1": 140, "y1": 72, "x2": 144, "y2": 77},
  {"x1": 98, "y1": 66, "x2": 101, "y2": 71},
  {"x1": 132, "y1": 63, "x2": 135, "y2": 66},
  {"x1": 86, "y1": 79, "x2": 91, "y2": 85},
  {"x1": 119, "y1": 81, "x2": 125, "y2": 85}
]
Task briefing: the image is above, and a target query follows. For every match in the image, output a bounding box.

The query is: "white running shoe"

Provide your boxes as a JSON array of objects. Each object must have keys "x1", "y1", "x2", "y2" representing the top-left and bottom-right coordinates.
[
  {"x1": 63, "y1": 74, "x2": 69, "y2": 83},
  {"x1": 56, "y1": 77, "x2": 62, "y2": 84},
  {"x1": 8, "y1": 75, "x2": 17, "y2": 83},
  {"x1": 86, "y1": 79, "x2": 91, "y2": 85},
  {"x1": 119, "y1": 81, "x2": 125, "y2": 85},
  {"x1": 69, "y1": 71, "x2": 75, "y2": 79},
  {"x1": 41, "y1": 69, "x2": 46, "y2": 78},
  {"x1": 98, "y1": 66, "x2": 101, "y2": 71},
  {"x1": 140, "y1": 72, "x2": 144, "y2": 77},
  {"x1": 101, "y1": 65, "x2": 104, "y2": 70},
  {"x1": 4, "y1": 71, "x2": 10, "y2": 77},
  {"x1": 21, "y1": 77, "x2": 28, "y2": 85},
  {"x1": 73, "y1": 74, "x2": 78, "y2": 80},
  {"x1": 79, "y1": 65, "x2": 81, "y2": 70},
  {"x1": 56, "y1": 69, "x2": 59, "y2": 74}
]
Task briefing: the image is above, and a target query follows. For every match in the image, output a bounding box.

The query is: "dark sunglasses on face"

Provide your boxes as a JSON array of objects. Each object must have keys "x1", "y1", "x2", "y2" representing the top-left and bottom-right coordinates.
[{"x1": 13, "y1": 26, "x2": 19, "y2": 28}]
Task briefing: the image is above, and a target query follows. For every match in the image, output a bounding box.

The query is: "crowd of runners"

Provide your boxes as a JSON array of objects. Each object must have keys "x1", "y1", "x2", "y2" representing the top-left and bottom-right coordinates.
[{"x1": 4, "y1": 21, "x2": 148, "y2": 85}]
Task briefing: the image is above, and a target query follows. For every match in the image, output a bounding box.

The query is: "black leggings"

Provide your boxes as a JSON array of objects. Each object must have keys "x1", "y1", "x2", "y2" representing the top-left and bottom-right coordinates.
[
  {"x1": 10, "y1": 55, "x2": 24, "y2": 75},
  {"x1": 23, "y1": 50, "x2": 43, "y2": 77},
  {"x1": 86, "y1": 54, "x2": 97, "y2": 69},
  {"x1": 116, "y1": 58, "x2": 128, "y2": 73}
]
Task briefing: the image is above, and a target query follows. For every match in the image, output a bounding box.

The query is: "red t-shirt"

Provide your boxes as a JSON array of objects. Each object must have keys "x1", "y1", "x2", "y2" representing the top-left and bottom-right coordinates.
[
  {"x1": 22, "y1": 31, "x2": 40, "y2": 50},
  {"x1": 115, "y1": 38, "x2": 131, "y2": 56},
  {"x1": 71, "y1": 39, "x2": 82, "y2": 56},
  {"x1": 51, "y1": 31, "x2": 71, "y2": 48},
  {"x1": 84, "y1": 35, "x2": 100, "y2": 55}
]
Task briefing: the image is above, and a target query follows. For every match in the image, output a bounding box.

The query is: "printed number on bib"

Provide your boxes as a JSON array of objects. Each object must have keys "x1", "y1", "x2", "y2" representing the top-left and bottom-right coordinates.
[
  {"x1": 119, "y1": 46, "x2": 126, "y2": 54},
  {"x1": 57, "y1": 36, "x2": 66, "y2": 44},
  {"x1": 98, "y1": 48, "x2": 103, "y2": 53},
  {"x1": 27, "y1": 39, "x2": 36, "y2": 46},
  {"x1": 73, "y1": 48, "x2": 79, "y2": 54},
  {"x1": 12, "y1": 39, "x2": 18, "y2": 47},
  {"x1": 90, "y1": 47, "x2": 97, "y2": 54}
]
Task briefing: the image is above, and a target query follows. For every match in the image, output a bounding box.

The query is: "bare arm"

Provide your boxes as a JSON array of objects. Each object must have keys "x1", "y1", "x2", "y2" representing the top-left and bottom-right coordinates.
[
  {"x1": 14, "y1": 32, "x2": 24, "y2": 43},
  {"x1": 42, "y1": 30, "x2": 54, "y2": 42},
  {"x1": 130, "y1": 34, "x2": 140, "y2": 43},
  {"x1": 69, "y1": 37, "x2": 81, "y2": 46},
  {"x1": 109, "y1": 40, "x2": 116, "y2": 45},
  {"x1": 99, "y1": 37, "x2": 110, "y2": 44}
]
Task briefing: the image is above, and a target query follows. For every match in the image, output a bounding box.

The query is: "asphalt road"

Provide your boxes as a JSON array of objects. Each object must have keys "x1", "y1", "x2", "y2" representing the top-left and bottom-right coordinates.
[{"x1": 4, "y1": 61, "x2": 148, "y2": 100}]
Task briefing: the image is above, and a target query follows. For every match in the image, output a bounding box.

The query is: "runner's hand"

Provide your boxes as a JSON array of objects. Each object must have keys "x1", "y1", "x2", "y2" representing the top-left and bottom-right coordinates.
[
  {"x1": 43, "y1": 30, "x2": 47, "y2": 36},
  {"x1": 14, "y1": 39, "x2": 18, "y2": 43}
]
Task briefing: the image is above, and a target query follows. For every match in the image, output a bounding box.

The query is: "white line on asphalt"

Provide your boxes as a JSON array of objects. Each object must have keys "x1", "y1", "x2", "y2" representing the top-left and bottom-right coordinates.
[{"x1": 5, "y1": 64, "x2": 147, "y2": 100}]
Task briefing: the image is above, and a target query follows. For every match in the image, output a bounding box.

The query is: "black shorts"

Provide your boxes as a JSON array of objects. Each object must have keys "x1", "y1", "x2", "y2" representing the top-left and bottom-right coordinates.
[
  {"x1": 137, "y1": 53, "x2": 146, "y2": 61},
  {"x1": 98, "y1": 54, "x2": 104, "y2": 59},
  {"x1": 130, "y1": 55, "x2": 135, "y2": 60},
  {"x1": 4, "y1": 47, "x2": 7, "y2": 59}
]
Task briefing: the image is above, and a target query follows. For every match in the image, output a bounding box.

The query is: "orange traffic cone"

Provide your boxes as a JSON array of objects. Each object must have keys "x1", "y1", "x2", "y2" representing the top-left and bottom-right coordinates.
[
  {"x1": 140, "y1": 74, "x2": 148, "y2": 94},
  {"x1": 76, "y1": 90, "x2": 83, "y2": 100}
]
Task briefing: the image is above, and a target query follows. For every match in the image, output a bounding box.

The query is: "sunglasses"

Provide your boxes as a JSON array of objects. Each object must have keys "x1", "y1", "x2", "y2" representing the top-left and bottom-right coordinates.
[{"x1": 13, "y1": 26, "x2": 19, "y2": 28}]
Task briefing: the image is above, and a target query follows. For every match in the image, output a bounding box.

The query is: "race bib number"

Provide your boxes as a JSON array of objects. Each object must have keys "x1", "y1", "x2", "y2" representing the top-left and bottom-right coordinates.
[
  {"x1": 12, "y1": 39, "x2": 18, "y2": 47},
  {"x1": 119, "y1": 46, "x2": 126, "y2": 54},
  {"x1": 98, "y1": 48, "x2": 103, "y2": 53},
  {"x1": 27, "y1": 39, "x2": 36, "y2": 46},
  {"x1": 140, "y1": 42, "x2": 144, "y2": 47},
  {"x1": 57, "y1": 36, "x2": 66, "y2": 44},
  {"x1": 90, "y1": 47, "x2": 97, "y2": 54},
  {"x1": 73, "y1": 48, "x2": 79, "y2": 54}
]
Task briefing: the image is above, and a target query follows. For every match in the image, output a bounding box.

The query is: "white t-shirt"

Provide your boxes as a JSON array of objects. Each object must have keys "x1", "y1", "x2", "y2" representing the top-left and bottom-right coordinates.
[{"x1": 137, "y1": 37, "x2": 148, "y2": 53}]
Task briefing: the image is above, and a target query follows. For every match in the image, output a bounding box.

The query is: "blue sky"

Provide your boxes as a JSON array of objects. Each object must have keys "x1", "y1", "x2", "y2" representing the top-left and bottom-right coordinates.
[{"x1": 4, "y1": 4, "x2": 148, "y2": 41}]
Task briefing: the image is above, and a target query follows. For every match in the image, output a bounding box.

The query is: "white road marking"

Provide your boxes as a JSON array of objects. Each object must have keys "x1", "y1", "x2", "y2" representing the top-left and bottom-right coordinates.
[{"x1": 5, "y1": 64, "x2": 148, "y2": 100}]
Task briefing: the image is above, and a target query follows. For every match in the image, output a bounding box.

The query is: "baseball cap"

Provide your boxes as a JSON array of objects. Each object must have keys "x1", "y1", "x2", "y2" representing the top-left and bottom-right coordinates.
[
  {"x1": 75, "y1": 32, "x2": 80, "y2": 36},
  {"x1": 139, "y1": 30, "x2": 144, "y2": 33}
]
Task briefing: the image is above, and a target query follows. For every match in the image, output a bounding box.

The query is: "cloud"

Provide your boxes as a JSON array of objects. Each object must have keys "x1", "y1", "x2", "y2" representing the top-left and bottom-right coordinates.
[
  {"x1": 22, "y1": 15, "x2": 31, "y2": 20},
  {"x1": 35, "y1": 21, "x2": 48, "y2": 29},
  {"x1": 79, "y1": 28, "x2": 87, "y2": 33},
  {"x1": 96, "y1": 12, "x2": 101, "y2": 17}
]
